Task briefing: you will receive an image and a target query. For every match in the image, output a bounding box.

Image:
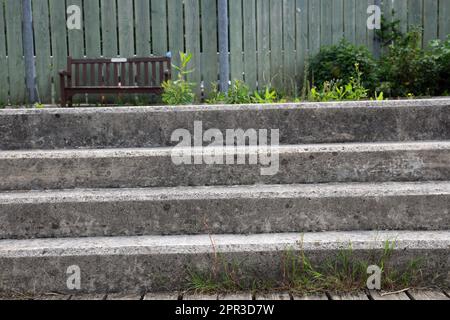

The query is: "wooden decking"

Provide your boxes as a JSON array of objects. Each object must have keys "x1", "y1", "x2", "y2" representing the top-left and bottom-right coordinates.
[{"x1": 1, "y1": 290, "x2": 449, "y2": 300}]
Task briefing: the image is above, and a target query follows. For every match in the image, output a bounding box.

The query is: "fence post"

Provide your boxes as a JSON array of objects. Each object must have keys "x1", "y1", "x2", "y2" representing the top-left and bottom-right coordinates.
[
  {"x1": 218, "y1": 0, "x2": 229, "y2": 93},
  {"x1": 22, "y1": 0, "x2": 36, "y2": 104},
  {"x1": 373, "y1": 0, "x2": 382, "y2": 58}
]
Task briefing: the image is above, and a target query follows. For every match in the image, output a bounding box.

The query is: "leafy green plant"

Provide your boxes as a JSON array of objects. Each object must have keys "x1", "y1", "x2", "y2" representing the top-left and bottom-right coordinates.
[
  {"x1": 205, "y1": 83, "x2": 226, "y2": 104},
  {"x1": 251, "y1": 87, "x2": 279, "y2": 104},
  {"x1": 308, "y1": 64, "x2": 370, "y2": 102},
  {"x1": 162, "y1": 52, "x2": 196, "y2": 105},
  {"x1": 310, "y1": 39, "x2": 378, "y2": 93},
  {"x1": 225, "y1": 80, "x2": 252, "y2": 104}
]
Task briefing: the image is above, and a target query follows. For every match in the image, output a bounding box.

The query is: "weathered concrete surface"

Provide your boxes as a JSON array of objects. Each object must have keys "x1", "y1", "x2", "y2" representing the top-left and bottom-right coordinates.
[
  {"x1": 0, "y1": 181, "x2": 449, "y2": 239},
  {"x1": 0, "y1": 231, "x2": 448, "y2": 294},
  {"x1": 1, "y1": 99, "x2": 450, "y2": 150},
  {"x1": 1, "y1": 142, "x2": 450, "y2": 191}
]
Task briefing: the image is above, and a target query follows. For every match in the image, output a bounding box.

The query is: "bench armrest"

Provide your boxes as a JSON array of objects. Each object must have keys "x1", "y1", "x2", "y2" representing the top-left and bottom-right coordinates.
[{"x1": 59, "y1": 70, "x2": 71, "y2": 78}]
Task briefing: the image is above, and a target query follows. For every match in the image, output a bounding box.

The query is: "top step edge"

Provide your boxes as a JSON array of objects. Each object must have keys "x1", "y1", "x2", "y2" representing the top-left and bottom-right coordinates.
[{"x1": 2, "y1": 98, "x2": 450, "y2": 115}]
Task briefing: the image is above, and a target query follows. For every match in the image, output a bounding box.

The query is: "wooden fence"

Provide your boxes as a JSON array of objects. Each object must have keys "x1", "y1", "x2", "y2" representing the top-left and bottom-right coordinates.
[{"x1": 0, "y1": 0, "x2": 449, "y2": 105}]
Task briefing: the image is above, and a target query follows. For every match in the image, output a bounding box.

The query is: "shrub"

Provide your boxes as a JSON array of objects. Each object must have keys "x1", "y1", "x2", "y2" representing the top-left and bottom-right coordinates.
[
  {"x1": 162, "y1": 52, "x2": 196, "y2": 105},
  {"x1": 310, "y1": 39, "x2": 378, "y2": 92},
  {"x1": 378, "y1": 29, "x2": 440, "y2": 97},
  {"x1": 429, "y1": 36, "x2": 450, "y2": 95},
  {"x1": 308, "y1": 64, "x2": 371, "y2": 102}
]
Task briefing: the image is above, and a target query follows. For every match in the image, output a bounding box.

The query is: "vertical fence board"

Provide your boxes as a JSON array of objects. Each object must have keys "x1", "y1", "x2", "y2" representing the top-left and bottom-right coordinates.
[
  {"x1": 439, "y1": 0, "x2": 450, "y2": 39},
  {"x1": 393, "y1": 0, "x2": 408, "y2": 33},
  {"x1": 423, "y1": 0, "x2": 438, "y2": 46},
  {"x1": 296, "y1": 0, "x2": 308, "y2": 87},
  {"x1": 118, "y1": 0, "x2": 134, "y2": 57},
  {"x1": 366, "y1": 0, "x2": 375, "y2": 52},
  {"x1": 355, "y1": 0, "x2": 367, "y2": 46},
  {"x1": 332, "y1": 0, "x2": 344, "y2": 44},
  {"x1": 230, "y1": 0, "x2": 243, "y2": 82},
  {"x1": 33, "y1": 0, "x2": 52, "y2": 103},
  {"x1": 270, "y1": 0, "x2": 283, "y2": 89},
  {"x1": 321, "y1": 0, "x2": 332, "y2": 47},
  {"x1": 257, "y1": 0, "x2": 271, "y2": 88},
  {"x1": 5, "y1": 0, "x2": 25, "y2": 104},
  {"x1": 0, "y1": 2, "x2": 8, "y2": 104},
  {"x1": 309, "y1": 0, "x2": 321, "y2": 54},
  {"x1": 383, "y1": 0, "x2": 395, "y2": 23},
  {"x1": 167, "y1": 0, "x2": 184, "y2": 70},
  {"x1": 408, "y1": 0, "x2": 423, "y2": 28},
  {"x1": 135, "y1": 0, "x2": 151, "y2": 56},
  {"x1": 84, "y1": 0, "x2": 101, "y2": 102},
  {"x1": 283, "y1": 0, "x2": 296, "y2": 92},
  {"x1": 344, "y1": 0, "x2": 356, "y2": 43},
  {"x1": 152, "y1": 0, "x2": 168, "y2": 55},
  {"x1": 101, "y1": 0, "x2": 118, "y2": 57},
  {"x1": 243, "y1": 0, "x2": 257, "y2": 90},
  {"x1": 67, "y1": 0, "x2": 84, "y2": 58},
  {"x1": 202, "y1": 0, "x2": 218, "y2": 94},
  {"x1": 185, "y1": 0, "x2": 201, "y2": 93},
  {"x1": 49, "y1": 0, "x2": 68, "y2": 104}
]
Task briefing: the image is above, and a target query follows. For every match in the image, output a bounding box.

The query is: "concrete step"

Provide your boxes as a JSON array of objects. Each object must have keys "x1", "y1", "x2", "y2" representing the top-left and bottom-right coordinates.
[
  {"x1": 1, "y1": 181, "x2": 449, "y2": 239},
  {"x1": 0, "y1": 231, "x2": 447, "y2": 294},
  {"x1": 1, "y1": 141, "x2": 449, "y2": 191},
  {"x1": 1, "y1": 99, "x2": 449, "y2": 150}
]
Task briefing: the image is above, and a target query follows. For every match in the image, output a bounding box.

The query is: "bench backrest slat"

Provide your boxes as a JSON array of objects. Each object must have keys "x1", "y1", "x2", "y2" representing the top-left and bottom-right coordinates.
[{"x1": 64, "y1": 56, "x2": 170, "y2": 88}]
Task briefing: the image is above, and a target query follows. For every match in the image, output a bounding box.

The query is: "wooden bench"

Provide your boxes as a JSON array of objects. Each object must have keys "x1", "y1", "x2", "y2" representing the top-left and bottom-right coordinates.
[{"x1": 59, "y1": 56, "x2": 172, "y2": 107}]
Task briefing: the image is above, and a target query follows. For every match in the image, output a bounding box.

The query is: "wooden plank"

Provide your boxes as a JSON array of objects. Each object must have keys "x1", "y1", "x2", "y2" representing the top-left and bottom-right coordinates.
[
  {"x1": 151, "y1": 0, "x2": 168, "y2": 55},
  {"x1": 167, "y1": 0, "x2": 184, "y2": 70},
  {"x1": 244, "y1": 0, "x2": 257, "y2": 90},
  {"x1": 101, "y1": 0, "x2": 118, "y2": 57},
  {"x1": 393, "y1": 0, "x2": 408, "y2": 34},
  {"x1": 183, "y1": 294, "x2": 218, "y2": 300},
  {"x1": 366, "y1": 0, "x2": 375, "y2": 53},
  {"x1": 184, "y1": 0, "x2": 201, "y2": 94},
  {"x1": 292, "y1": 293, "x2": 329, "y2": 300},
  {"x1": 106, "y1": 294, "x2": 143, "y2": 300},
  {"x1": 407, "y1": 290, "x2": 449, "y2": 300},
  {"x1": 218, "y1": 293, "x2": 253, "y2": 300},
  {"x1": 257, "y1": 0, "x2": 271, "y2": 88},
  {"x1": 135, "y1": 0, "x2": 151, "y2": 56},
  {"x1": 383, "y1": 0, "x2": 395, "y2": 23},
  {"x1": 144, "y1": 293, "x2": 179, "y2": 300},
  {"x1": 32, "y1": 0, "x2": 52, "y2": 103},
  {"x1": 296, "y1": 0, "x2": 309, "y2": 88},
  {"x1": 369, "y1": 290, "x2": 411, "y2": 300},
  {"x1": 344, "y1": 0, "x2": 356, "y2": 44},
  {"x1": 332, "y1": 0, "x2": 344, "y2": 44},
  {"x1": 67, "y1": 0, "x2": 84, "y2": 58},
  {"x1": 255, "y1": 293, "x2": 291, "y2": 300},
  {"x1": 84, "y1": 0, "x2": 101, "y2": 102},
  {"x1": 309, "y1": 0, "x2": 321, "y2": 54},
  {"x1": 283, "y1": 0, "x2": 296, "y2": 93},
  {"x1": 230, "y1": 0, "x2": 244, "y2": 82},
  {"x1": 321, "y1": 0, "x2": 333, "y2": 47},
  {"x1": 0, "y1": 1, "x2": 9, "y2": 104},
  {"x1": 5, "y1": 0, "x2": 25, "y2": 104},
  {"x1": 270, "y1": 0, "x2": 283, "y2": 89},
  {"x1": 330, "y1": 292, "x2": 369, "y2": 300},
  {"x1": 49, "y1": 0, "x2": 68, "y2": 104},
  {"x1": 408, "y1": 0, "x2": 423, "y2": 28},
  {"x1": 201, "y1": 0, "x2": 219, "y2": 94},
  {"x1": 355, "y1": 0, "x2": 367, "y2": 46},
  {"x1": 423, "y1": 0, "x2": 439, "y2": 46},
  {"x1": 439, "y1": 0, "x2": 450, "y2": 40},
  {"x1": 118, "y1": 0, "x2": 134, "y2": 58}
]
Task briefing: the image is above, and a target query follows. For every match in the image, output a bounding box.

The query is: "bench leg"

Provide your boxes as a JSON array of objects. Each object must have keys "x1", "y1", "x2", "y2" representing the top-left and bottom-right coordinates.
[{"x1": 60, "y1": 91, "x2": 67, "y2": 108}]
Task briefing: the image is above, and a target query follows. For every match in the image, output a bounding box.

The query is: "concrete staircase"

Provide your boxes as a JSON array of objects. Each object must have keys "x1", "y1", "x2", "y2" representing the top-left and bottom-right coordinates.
[{"x1": 0, "y1": 99, "x2": 449, "y2": 294}]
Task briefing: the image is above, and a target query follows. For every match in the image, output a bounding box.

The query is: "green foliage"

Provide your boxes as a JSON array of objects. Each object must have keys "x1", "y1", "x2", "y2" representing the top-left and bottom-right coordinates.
[
  {"x1": 310, "y1": 39, "x2": 378, "y2": 92},
  {"x1": 378, "y1": 28, "x2": 439, "y2": 97},
  {"x1": 162, "y1": 52, "x2": 196, "y2": 105},
  {"x1": 308, "y1": 64, "x2": 371, "y2": 102},
  {"x1": 225, "y1": 80, "x2": 252, "y2": 104},
  {"x1": 251, "y1": 87, "x2": 279, "y2": 104},
  {"x1": 428, "y1": 36, "x2": 450, "y2": 95}
]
